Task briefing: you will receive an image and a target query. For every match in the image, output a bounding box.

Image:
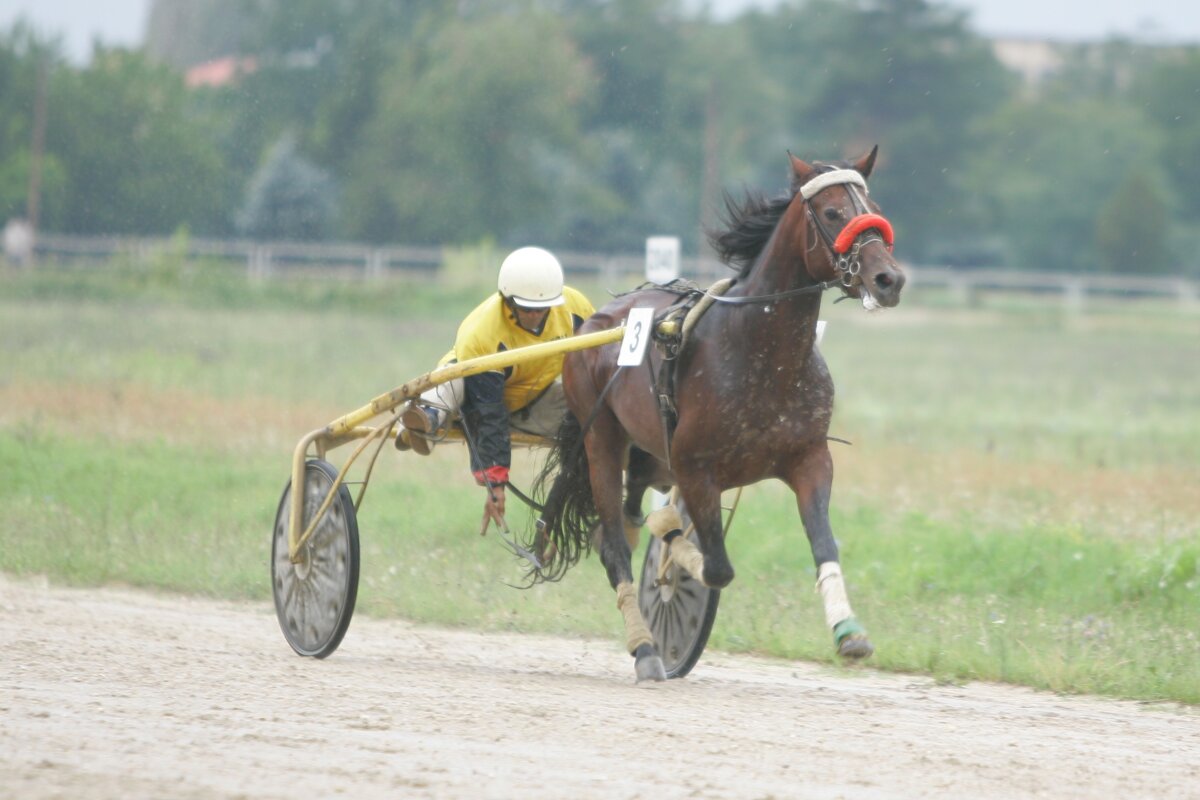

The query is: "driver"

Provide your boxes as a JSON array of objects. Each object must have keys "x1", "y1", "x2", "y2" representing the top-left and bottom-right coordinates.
[{"x1": 396, "y1": 246, "x2": 595, "y2": 533}]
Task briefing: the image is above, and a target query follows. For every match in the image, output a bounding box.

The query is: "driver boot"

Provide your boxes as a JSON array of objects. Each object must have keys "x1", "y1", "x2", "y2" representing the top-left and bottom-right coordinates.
[{"x1": 399, "y1": 402, "x2": 443, "y2": 456}]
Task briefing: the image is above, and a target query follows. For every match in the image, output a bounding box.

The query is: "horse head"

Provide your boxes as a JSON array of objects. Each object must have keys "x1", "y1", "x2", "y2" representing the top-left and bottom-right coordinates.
[{"x1": 787, "y1": 147, "x2": 906, "y2": 309}]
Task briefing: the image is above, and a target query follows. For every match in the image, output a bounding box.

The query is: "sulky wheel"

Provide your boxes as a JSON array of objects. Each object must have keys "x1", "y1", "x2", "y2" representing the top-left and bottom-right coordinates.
[
  {"x1": 637, "y1": 503, "x2": 720, "y2": 679},
  {"x1": 271, "y1": 459, "x2": 360, "y2": 658}
]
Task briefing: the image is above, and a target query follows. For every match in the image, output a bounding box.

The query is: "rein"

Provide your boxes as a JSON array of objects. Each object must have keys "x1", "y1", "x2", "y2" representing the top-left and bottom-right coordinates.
[{"x1": 706, "y1": 278, "x2": 839, "y2": 304}]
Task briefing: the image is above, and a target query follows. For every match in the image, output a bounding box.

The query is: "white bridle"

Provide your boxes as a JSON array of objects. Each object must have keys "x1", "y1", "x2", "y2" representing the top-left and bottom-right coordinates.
[{"x1": 799, "y1": 168, "x2": 868, "y2": 200}]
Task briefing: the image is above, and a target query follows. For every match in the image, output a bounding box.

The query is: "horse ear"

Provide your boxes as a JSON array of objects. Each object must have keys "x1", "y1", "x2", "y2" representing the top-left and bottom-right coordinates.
[
  {"x1": 788, "y1": 151, "x2": 816, "y2": 183},
  {"x1": 854, "y1": 145, "x2": 879, "y2": 178}
]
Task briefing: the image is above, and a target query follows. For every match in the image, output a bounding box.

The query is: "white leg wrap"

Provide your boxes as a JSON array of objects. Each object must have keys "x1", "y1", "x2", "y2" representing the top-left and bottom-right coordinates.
[
  {"x1": 616, "y1": 581, "x2": 654, "y2": 654},
  {"x1": 645, "y1": 506, "x2": 683, "y2": 538},
  {"x1": 816, "y1": 561, "x2": 854, "y2": 629},
  {"x1": 668, "y1": 536, "x2": 708, "y2": 587}
]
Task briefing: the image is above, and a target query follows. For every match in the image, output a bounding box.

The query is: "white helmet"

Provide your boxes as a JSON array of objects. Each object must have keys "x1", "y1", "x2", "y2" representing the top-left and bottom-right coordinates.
[{"x1": 497, "y1": 246, "x2": 565, "y2": 308}]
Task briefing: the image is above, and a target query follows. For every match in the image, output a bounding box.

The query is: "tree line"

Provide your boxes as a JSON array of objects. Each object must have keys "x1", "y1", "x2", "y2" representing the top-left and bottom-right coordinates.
[{"x1": 2, "y1": 0, "x2": 1198, "y2": 275}]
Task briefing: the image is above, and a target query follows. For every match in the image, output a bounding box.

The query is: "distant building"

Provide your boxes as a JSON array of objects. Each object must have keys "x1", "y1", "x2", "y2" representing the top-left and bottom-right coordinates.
[
  {"x1": 991, "y1": 36, "x2": 1193, "y2": 90},
  {"x1": 991, "y1": 38, "x2": 1066, "y2": 85},
  {"x1": 185, "y1": 56, "x2": 258, "y2": 89}
]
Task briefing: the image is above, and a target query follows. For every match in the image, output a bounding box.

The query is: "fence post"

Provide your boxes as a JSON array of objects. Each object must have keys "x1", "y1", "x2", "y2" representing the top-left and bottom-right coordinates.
[
  {"x1": 602, "y1": 258, "x2": 618, "y2": 287},
  {"x1": 949, "y1": 276, "x2": 977, "y2": 308},
  {"x1": 1177, "y1": 279, "x2": 1198, "y2": 309},
  {"x1": 1063, "y1": 278, "x2": 1085, "y2": 314},
  {"x1": 248, "y1": 246, "x2": 273, "y2": 280},
  {"x1": 366, "y1": 250, "x2": 386, "y2": 280}
]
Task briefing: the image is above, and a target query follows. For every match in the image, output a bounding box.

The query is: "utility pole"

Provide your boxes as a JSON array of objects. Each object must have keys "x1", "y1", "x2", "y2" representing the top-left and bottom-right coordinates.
[
  {"x1": 700, "y1": 79, "x2": 720, "y2": 259},
  {"x1": 27, "y1": 53, "x2": 49, "y2": 236}
]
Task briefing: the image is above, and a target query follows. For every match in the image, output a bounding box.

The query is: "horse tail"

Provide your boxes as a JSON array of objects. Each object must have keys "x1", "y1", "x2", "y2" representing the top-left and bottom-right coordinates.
[{"x1": 527, "y1": 411, "x2": 596, "y2": 583}]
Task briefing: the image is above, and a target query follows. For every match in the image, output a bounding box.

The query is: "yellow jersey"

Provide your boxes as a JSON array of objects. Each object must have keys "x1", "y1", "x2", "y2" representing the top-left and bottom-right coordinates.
[{"x1": 440, "y1": 287, "x2": 595, "y2": 412}]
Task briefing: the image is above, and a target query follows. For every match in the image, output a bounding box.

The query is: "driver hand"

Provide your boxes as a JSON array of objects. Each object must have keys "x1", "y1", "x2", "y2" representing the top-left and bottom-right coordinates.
[{"x1": 479, "y1": 484, "x2": 507, "y2": 536}]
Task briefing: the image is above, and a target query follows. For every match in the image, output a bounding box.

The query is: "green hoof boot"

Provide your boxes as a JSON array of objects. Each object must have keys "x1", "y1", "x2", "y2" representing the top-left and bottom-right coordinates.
[{"x1": 833, "y1": 617, "x2": 874, "y2": 660}]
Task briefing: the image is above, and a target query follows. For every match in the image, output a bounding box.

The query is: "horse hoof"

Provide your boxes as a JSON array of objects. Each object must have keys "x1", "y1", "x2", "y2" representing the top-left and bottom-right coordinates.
[
  {"x1": 633, "y1": 643, "x2": 667, "y2": 682},
  {"x1": 636, "y1": 655, "x2": 667, "y2": 682},
  {"x1": 837, "y1": 634, "x2": 874, "y2": 660},
  {"x1": 833, "y1": 617, "x2": 874, "y2": 660}
]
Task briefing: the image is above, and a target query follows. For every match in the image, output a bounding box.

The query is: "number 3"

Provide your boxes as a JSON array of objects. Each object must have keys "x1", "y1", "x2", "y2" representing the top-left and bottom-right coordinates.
[{"x1": 628, "y1": 321, "x2": 642, "y2": 352}]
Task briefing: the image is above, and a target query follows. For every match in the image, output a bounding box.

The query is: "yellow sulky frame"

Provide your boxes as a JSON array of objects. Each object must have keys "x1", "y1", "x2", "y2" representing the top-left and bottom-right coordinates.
[{"x1": 286, "y1": 325, "x2": 627, "y2": 562}]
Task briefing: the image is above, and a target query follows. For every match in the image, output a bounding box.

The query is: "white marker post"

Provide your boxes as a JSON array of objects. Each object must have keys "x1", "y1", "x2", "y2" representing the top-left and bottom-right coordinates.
[{"x1": 645, "y1": 236, "x2": 680, "y2": 285}]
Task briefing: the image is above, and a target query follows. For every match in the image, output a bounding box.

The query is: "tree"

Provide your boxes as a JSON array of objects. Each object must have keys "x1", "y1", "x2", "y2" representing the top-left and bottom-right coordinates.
[
  {"x1": 342, "y1": 10, "x2": 594, "y2": 245},
  {"x1": 1128, "y1": 49, "x2": 1200, "y2": 222},
  {"x1": 765, "y1": 0, "x2": 1014, "y2": 263},
  {"x1": 968, "y1": 98, "x2": 1162, "y2": 273},
  {"x1": 236, "y1": 133, "x2": 337, "y2": 240},
  {"x1": 1094, "y1": 170, "x2": 1172, "y2": 274},
  {"x1": 0, "y1": 24, "x2": 67, "y2": 224},
  {"x1": 671, "y1": 16, "x2": 789, "y2": 252},
  {"x1": 185, "y1": 2, "x2": 443, "y2": 236},
  {"x1": 43, "y1": 48, "x2": 231, "y2": 235},
  {"x1": 565, "y1": 0, "x2": 690, "y2": 149},
  {"x1": 558, "y1": 0, "x2": 711, "y2": 250}
]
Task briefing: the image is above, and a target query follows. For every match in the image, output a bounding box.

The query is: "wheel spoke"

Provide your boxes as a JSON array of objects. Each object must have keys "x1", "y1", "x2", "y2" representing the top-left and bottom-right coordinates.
[{"x1": 649, "y1": 596, "x2": 664, "y2": 632}]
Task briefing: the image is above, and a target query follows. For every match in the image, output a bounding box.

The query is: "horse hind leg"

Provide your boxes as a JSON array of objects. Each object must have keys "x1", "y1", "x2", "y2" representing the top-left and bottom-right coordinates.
[
  {"x1": 621, "y1": 446, "x2": 671, "y2": 551},
  {"x1": 614, "y1": 582, "x2": 666, "y2": 682},
  {"x1": 587, "y1": 417, "x2": 666, "y2": 682}
]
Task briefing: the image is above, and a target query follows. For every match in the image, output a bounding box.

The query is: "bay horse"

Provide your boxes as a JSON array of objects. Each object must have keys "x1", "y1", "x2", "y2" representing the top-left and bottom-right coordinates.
[{"x1": 531, "y1": 148, "x2": 905, "y2": 681}]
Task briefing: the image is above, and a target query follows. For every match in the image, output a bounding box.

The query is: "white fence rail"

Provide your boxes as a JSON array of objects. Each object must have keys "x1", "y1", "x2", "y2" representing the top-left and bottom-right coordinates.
[
  {"x1": 23, "y1": 233, "x2": 1200, "y2": 309},
  {"x1": 907, "y1": 266, "x2": 1199, "y2": 309}
]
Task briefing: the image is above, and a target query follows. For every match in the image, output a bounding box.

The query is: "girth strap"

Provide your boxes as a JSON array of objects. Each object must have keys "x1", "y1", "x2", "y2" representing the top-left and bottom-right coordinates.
[{"x1": 646, "y1": 277, "x2": 737, "y2": 469}]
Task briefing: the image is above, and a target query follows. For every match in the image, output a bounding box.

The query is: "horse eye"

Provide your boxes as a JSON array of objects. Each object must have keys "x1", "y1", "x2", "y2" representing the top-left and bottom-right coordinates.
[{"x1": 823, "y1": 207, "x2": 842, "y2": 222}]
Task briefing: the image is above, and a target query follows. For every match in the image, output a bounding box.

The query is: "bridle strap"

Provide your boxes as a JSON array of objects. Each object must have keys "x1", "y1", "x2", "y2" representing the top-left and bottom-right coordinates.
[
  {"x1": 799, "y1": 169, "x2": 866, "y2": 199},
  {"x1": 707, "y1": 168, "x2": 893, "y2": 306}
]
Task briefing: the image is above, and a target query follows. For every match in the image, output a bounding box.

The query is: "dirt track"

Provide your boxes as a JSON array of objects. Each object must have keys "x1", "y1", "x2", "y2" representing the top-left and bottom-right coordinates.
[{"x1": 2, "y1": 575, "x2": 1197, "y2": 799}]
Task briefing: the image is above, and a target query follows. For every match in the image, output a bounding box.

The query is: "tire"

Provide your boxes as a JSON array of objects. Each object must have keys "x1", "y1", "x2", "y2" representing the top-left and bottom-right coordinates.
[
  {"x1": 271, "y1": 459, "x2": 360, "y2": 658},
  {"x1": 637, "y1": 503, "x2": 720, "y2": 679}
]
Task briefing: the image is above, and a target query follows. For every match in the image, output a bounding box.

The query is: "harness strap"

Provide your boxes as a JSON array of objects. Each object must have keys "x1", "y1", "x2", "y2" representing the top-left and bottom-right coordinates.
[
  {"x1": 644, "y1": 277, "x2": 738, "y2": 471},
  {"x1": 648, "y1": 356, "x2": 674, "y2": 473},
  {"x1": 683, "y1": 277, "x2": 733, "y2": 336}
]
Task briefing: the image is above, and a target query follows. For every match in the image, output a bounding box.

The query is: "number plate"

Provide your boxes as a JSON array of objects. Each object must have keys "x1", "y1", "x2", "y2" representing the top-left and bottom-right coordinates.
[{"x1": 618, "y1": 307, "x2": 655, "y2": 366}]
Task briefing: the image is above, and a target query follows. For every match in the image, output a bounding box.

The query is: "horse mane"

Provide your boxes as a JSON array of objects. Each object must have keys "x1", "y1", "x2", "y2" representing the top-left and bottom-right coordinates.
[
  {"x1": 708, "y1": 158, "x2": 857, "y2": 276},
  {"x1": 706, "y1": 189, "x2": 797, "y2": 277}
]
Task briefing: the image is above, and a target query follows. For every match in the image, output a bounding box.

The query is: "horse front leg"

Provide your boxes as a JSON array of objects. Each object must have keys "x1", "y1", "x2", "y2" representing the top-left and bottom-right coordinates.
[
  {"x1": 586, "y1": 421, "x2": 666, "y2": 683},
  {"x1": 789, "y1": 444, "x2": 874, "y2": 660}
]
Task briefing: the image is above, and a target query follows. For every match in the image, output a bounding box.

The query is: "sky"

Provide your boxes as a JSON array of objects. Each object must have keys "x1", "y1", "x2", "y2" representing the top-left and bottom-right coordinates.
[{"x1": 1, "y1": 0, "x2": 1198, "y2": 64}]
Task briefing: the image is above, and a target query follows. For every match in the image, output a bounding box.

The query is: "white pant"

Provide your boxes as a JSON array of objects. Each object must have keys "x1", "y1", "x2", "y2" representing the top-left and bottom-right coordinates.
[{"x1": 419, "y1": 377, "x2": 567, "y2": 438}]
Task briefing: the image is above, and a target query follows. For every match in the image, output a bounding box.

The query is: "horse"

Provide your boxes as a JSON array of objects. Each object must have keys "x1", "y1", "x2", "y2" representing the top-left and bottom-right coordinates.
[{"x1": 530, "y1": 147, "x2": 906, "y2": 681}]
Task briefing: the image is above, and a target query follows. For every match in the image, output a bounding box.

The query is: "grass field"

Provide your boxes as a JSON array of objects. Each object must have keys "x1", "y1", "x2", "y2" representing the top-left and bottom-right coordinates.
[{"x1": 2, "y1": 259, "x2": 1198, "y2": 703}]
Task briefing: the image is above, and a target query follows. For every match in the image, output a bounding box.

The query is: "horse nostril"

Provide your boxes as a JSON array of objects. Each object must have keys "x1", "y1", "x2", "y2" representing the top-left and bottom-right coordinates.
[{"x1": 874, "y1": 271, "x2": 894, "y2": 290}]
